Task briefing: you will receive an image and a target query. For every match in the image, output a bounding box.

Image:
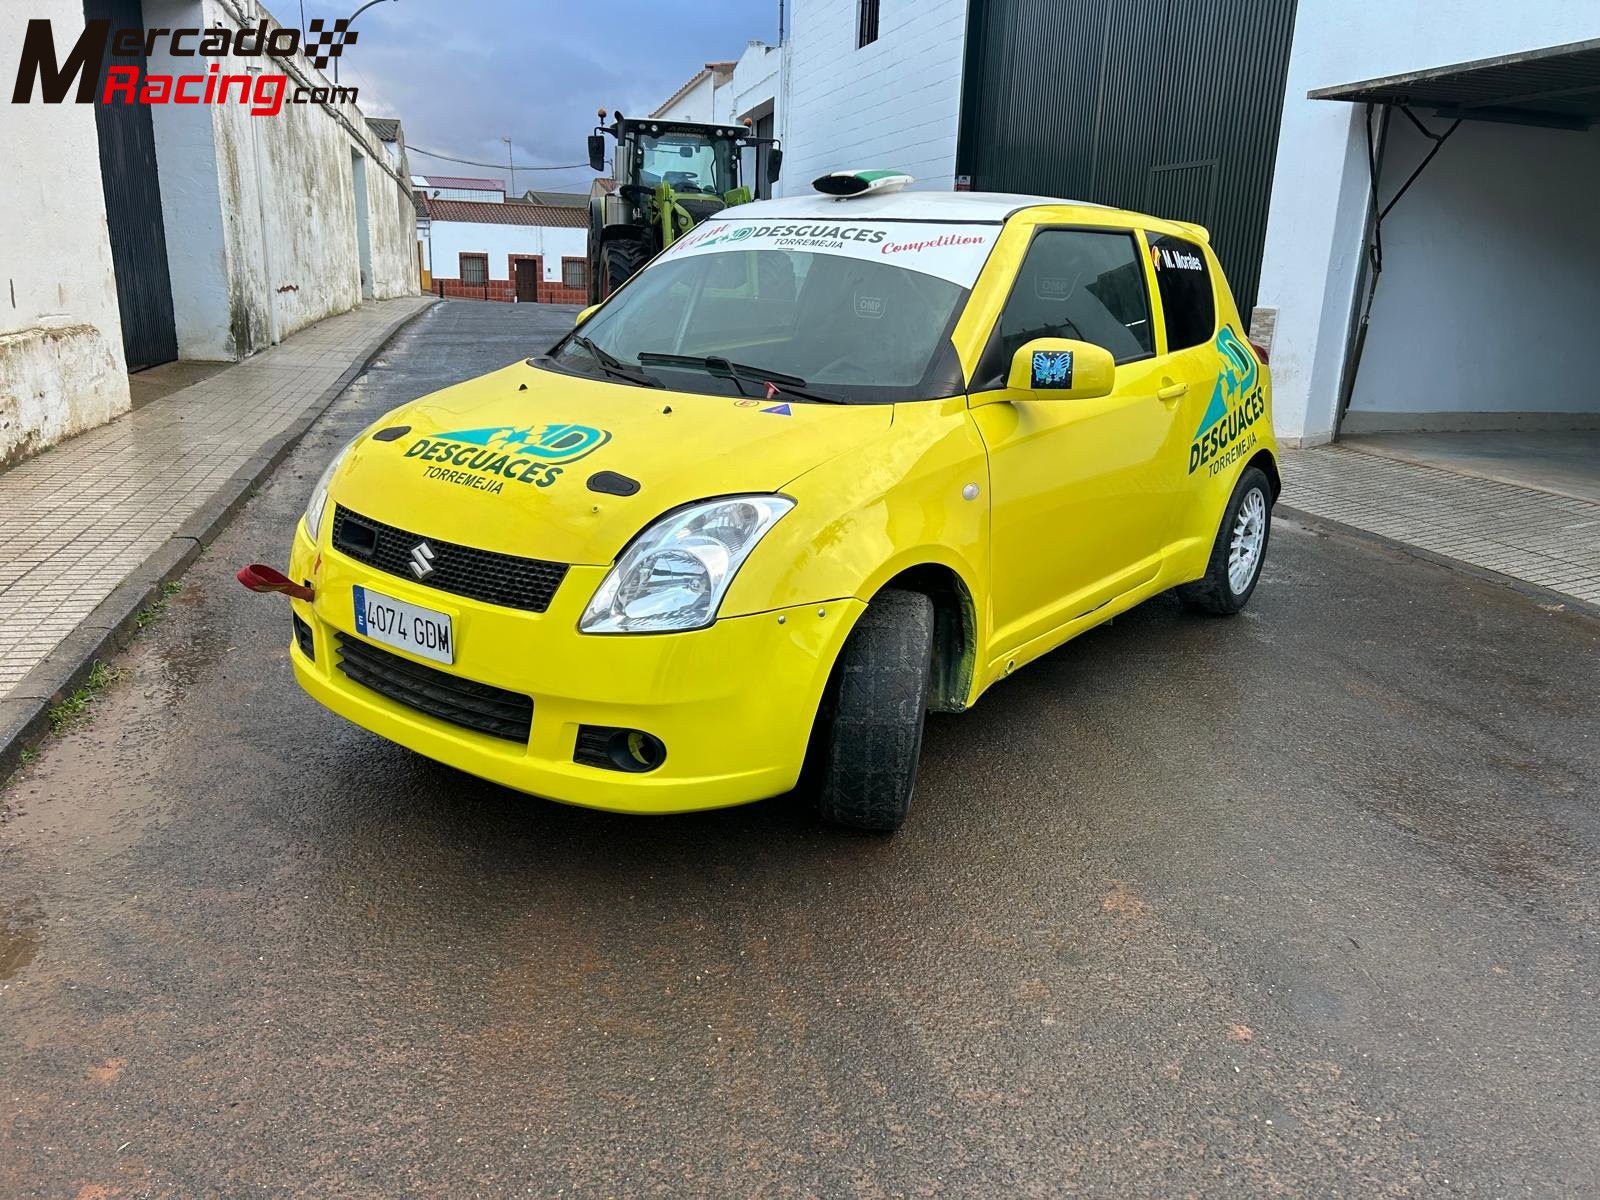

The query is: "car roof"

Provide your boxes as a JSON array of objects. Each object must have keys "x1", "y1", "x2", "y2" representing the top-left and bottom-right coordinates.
[{"x1": 725, "y1": 190, "x2": 1207, "y2": 240}]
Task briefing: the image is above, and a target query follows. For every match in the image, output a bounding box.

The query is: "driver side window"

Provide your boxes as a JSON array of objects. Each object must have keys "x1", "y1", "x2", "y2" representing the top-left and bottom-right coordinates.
[{"x1": 999, "y1": 229, "x2": 1154, "y2": 365}]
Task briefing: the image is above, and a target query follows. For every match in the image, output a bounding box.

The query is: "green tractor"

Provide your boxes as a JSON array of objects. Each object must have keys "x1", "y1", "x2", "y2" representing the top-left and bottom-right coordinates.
[{"x1": 585, "y1": 110, "x2": 782, "y2": 305}]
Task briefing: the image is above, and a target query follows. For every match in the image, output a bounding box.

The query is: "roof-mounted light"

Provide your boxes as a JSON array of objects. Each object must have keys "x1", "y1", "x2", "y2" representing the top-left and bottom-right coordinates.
[{"x1": 812, "y1": 170, "x2": 915, "y2": 198}]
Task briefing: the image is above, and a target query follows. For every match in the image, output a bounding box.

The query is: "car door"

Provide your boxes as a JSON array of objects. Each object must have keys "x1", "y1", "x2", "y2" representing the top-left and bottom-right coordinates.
[
  {"x1": 969, "y1": 225, "x2": 1183, "y2": 659},
  {"x1": 1145, "y1": 230, "x2": 1233, "y2": 522}
]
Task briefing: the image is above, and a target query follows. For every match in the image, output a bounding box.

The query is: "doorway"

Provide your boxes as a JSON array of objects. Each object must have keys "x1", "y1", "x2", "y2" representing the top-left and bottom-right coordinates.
[
  {"x1": 350, "y1": 149, "x2": 373, "y2": 299},
  {"x1": 514, "y1": 259, "x2": 541, "y2": 303},
  {"x1": 86, "y1": 0, "x2": 178, "y2": 371}
]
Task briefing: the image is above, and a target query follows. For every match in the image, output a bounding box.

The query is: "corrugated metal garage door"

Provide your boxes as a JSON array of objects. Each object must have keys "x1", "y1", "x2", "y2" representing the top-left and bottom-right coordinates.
[{"x1": 956, "y1": 0, "x2": 1297, "y2": 314}]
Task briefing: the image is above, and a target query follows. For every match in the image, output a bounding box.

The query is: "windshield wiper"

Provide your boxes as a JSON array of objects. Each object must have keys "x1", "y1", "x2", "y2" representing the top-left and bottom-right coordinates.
[
  {"x1": 571, "y1": 335, "x2": 662, "y2": 388},
  {"x1": 636, "y1": 353, "x2": 849, "y2": 404}
]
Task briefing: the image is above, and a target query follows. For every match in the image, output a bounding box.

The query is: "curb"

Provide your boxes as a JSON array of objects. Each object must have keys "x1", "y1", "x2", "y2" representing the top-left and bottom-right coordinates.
[
  {"x1": 0, "y1": 298, "x2": 440, "y2": 779},
  {"x1": 1277, "y1": 506, "x2": 1600, "y2": 621}
]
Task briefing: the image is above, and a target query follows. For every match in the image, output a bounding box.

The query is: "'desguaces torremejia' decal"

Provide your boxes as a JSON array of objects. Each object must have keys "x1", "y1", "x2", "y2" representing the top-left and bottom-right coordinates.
[{"x1": 402, "y1": 423, "x2": 611, "y2": 494}]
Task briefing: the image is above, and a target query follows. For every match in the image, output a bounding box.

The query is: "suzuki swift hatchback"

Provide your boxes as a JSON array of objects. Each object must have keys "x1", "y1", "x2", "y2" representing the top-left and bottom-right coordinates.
[{"x1": 269, "y1": 183, "x2": 1280, "y2": 831}]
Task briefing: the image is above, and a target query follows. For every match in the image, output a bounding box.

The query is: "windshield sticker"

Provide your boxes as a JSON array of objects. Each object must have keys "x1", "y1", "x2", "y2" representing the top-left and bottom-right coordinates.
[
  {"x1": 661, "y1": 218, "x2": 1000, "y2": 285},
  {"x1": 1188, "y1": 328, "x2": 1264, "y2": 476},
  {"x1": 403, "y1": 423, "x2": 610, "y2": 494},
  {"x1": 855, "y1": 294, "x2": 886, "y2": 319}
]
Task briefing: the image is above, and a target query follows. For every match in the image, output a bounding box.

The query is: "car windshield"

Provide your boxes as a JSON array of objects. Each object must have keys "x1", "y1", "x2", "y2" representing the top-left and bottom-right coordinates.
[
  {"x1": 545, "y1": 218, "x2": 1002, "y2": 404},
  {"x1": 634, "y1": 133, "x2": 732, "y2": 197}
]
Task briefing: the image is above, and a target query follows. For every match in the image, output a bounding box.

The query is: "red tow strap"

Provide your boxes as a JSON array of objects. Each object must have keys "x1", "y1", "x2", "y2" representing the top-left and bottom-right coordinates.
[{"x1": 237, "y1": 563, "x2": 315, "y2": 602}]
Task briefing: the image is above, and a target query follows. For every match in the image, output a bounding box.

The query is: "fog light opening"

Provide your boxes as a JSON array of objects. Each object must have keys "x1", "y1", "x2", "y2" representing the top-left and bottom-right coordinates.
[{"x1": 574, "y1": 725, "x2": 668, "y2": 773}]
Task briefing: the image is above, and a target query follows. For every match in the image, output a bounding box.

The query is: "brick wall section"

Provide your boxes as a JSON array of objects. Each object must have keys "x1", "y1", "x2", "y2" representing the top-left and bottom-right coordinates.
[{"x1": 432, "y1": 278, "x2": 588, "y2": 304}]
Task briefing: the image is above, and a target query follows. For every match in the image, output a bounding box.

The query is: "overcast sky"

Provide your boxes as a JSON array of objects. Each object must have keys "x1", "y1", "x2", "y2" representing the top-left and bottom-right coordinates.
[{"x1": 298, "y1": 0, "x2": 779, "y2": 196}]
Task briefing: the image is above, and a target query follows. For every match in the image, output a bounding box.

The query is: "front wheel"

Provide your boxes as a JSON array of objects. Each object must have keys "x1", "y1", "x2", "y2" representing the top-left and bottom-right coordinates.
[
  {"x1": 805, "y1": 590, "x2": 935, "y2": 833},
  {"x1": 1179, "y1": 466, "x2": 1273, "y2": 615}
]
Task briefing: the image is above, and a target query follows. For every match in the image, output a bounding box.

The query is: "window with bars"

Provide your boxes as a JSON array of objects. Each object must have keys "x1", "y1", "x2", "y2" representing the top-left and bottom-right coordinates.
[
  {"x1": 562, "y1": 258, "x2": 586, "y2": 289},
  {"x1": 460, "y1": 253, "x2": 488, "y2": 285},
  {"x1": 857, "y1": 0, "x2": 880, "y2": 47}
]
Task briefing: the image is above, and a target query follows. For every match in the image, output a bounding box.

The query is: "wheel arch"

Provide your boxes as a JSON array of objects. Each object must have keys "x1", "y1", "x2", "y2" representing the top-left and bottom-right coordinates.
[
  {"x1": 869, "y1": 563, "x2": 979, "y2": 713},
  {"x1": 1246, "y1": 448, "x2": 1281, "y2": 501}
]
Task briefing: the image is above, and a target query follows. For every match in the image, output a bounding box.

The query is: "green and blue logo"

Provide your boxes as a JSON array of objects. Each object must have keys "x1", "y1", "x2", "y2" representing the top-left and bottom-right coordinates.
[
  {"x1": 403, "y1": 423, "x2": 611, "y2": 495},
  {"x1": 1188, "y1": 328, "x2": 1264, "y2": 476}
]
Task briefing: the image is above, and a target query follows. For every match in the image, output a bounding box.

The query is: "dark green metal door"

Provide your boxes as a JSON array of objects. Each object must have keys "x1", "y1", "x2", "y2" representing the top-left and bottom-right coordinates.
[{"x1": 957, "y1": 0, "x2": 1297, "y2": 314}]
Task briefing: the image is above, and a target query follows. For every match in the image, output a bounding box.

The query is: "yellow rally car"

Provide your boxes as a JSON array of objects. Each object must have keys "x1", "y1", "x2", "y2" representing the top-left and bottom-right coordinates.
[{"x1": 273, "y1": 175, "x2": 1279, "y2": 832}]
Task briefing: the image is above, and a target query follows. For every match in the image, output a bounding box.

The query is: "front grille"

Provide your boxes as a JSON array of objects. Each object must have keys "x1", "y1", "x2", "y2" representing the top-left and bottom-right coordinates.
[
  {"x1": 331, "y1": 505, "x2": 568, "y2": 613},
  {"x1": 334, "y1": 632, "x2": 533, "y2": 743}
]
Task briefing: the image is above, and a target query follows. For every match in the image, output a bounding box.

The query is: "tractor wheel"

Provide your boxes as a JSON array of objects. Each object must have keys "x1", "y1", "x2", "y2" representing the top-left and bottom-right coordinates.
[{"x1": 600, "y1": 240, "x2": 647, "y2": 299}]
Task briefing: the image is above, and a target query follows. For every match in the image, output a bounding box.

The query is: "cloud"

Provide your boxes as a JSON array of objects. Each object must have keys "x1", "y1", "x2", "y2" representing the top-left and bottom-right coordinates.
[{"x1": 302, "y1": 0, "x2": 776, "y2": 193}]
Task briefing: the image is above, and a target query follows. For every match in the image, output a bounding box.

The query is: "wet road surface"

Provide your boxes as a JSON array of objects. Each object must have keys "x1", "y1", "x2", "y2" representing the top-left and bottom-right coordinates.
[{"x1": 3, "y1": 301, "x2": 1598, "y2": 1197}]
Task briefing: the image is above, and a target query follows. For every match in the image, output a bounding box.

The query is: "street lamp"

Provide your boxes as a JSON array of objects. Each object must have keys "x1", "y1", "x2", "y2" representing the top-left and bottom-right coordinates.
[
  {"x1": 333, "y1": 0, "x2": 397, "y2": 85},
  {"x1": 503, "y1": 136, "x2": 515, "y2": 197}
]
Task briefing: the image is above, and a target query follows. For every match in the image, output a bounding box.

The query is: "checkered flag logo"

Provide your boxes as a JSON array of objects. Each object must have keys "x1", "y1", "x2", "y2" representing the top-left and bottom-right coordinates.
[{"x1": 303, "y1": 18, "x2": 358, "y2": 70}]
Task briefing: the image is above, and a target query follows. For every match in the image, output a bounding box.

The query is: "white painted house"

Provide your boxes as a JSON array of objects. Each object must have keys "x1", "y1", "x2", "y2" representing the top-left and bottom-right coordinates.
[
  {"x1": 776, "y1": 0, "x2": 1600, "y2": 448},
  {"x1": 421, "y1": 198, "x2": 590, "y2": 304},
  {"x1": 653, "y1": 42, "x2": 784, "y2": 198}
]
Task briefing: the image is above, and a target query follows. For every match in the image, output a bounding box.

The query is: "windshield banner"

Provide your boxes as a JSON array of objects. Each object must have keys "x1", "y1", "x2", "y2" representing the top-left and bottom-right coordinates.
[{"x1": 660, "y1": 218, "x2": 1000, "y2": 286}]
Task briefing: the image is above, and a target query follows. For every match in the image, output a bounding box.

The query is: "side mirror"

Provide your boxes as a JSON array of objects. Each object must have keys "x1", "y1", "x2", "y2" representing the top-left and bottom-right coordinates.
[
  {"x1": 1004, "y1": 338, "x2": 1115, "y2": 400},
  {"x1": 575, "y1": 304, "x2": 600, "y2": 326},
  {"x1": 587, "y1": 134, "x2": 606, "y2": 174},
  {"x1": 767, "y1": 147, "x2": 783, "y2": 183}
]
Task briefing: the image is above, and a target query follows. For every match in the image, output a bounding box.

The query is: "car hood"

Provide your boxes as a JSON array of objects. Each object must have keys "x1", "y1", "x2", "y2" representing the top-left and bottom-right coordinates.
[{"x1": 327, "y1": 359, "x2": 894, "y2": 565}]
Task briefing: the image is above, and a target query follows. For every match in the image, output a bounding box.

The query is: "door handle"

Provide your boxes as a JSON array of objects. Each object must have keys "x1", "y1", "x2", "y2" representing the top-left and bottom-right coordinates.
[{"x1": 1157, "y1": 382, "x2": 1188, "y2": 403}]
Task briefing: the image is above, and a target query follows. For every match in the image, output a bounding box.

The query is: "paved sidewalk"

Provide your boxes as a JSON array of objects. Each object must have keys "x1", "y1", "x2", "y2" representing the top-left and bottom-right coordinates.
[
  {"x1": 1283, "y1": 445, "x2": 1600, "y2": 608},
  {"x1": 0, "y1": 297, "x2": 434, "y2": 708}
]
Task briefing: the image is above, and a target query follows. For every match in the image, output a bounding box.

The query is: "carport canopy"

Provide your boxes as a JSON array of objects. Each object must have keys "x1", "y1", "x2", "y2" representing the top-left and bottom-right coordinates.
[{"x1": 1309, "y1": 38, "x2": 1600, "y2": 129}]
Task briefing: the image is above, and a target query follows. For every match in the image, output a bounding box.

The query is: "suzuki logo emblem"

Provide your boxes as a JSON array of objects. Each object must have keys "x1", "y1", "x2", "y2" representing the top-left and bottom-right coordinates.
[{"x1": 409, "y1": 541, "x2": 437, "y2": 579}]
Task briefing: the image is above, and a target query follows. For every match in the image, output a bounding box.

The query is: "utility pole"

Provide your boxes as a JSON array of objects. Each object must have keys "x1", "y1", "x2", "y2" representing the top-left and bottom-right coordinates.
[{"x1": 503, "y1": 137, "x2": 515, "y2": 198}]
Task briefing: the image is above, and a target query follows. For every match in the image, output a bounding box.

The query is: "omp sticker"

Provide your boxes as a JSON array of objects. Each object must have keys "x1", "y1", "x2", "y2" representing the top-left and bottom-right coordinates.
[
  {"x1": 660, "y1": 219, "x2": 1001, "y2": 286},
  {"x1": 855, "y1": 294, "x2": 886, "y2": 319}
]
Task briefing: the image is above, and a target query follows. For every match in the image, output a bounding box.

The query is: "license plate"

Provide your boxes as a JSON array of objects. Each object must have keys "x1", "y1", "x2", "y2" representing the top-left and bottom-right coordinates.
[{"x1": 353, "y1": 585, "x2": 454, "y2": 664}]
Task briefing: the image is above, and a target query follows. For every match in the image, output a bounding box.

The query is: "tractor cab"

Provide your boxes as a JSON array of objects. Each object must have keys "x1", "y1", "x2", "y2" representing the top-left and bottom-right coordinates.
[{"x1": 585, "y1": 111, "x2": 781, "y2": 305}]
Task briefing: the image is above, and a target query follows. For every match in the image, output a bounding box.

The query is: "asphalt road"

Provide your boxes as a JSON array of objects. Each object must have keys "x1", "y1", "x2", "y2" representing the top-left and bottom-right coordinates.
[{"x1": 3, "y1": 301, "x2": 1598, "y2": 1198}]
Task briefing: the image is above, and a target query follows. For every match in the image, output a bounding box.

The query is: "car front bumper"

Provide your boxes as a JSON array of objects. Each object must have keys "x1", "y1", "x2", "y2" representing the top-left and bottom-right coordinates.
[{"x1": 287, "y1": 522, "x2": 861, "y2": 814}]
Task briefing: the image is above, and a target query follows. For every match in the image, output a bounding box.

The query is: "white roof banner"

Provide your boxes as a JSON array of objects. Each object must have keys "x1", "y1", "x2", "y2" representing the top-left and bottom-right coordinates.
[{"x1": 658, "y1": 218, "x2": 1001, "y2": 287}]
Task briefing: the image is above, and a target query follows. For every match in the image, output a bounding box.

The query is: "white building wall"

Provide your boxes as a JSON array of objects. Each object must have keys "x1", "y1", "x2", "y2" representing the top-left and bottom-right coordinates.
[
  {"x1": 723, "y1": 41, "x2": 782, "y2": 122},
  {"x1": 1256, "y1": 0, "x2": 1600, "y2": 443},
  {"x1": 425, "y1": 221, "x2": 589, "y2": 284},
  {"x1": 654, "y1": 74, "x2": 720, "y2": 123},
  {"x1": 0, "y1": 0, "x2": 130, "y2": 465},
  {"x1": 779, "y1": 0, "x2": 968, "y2": 196},
  {"x1": 144, "y1": 0, "x2": 417, "y2": 360}
]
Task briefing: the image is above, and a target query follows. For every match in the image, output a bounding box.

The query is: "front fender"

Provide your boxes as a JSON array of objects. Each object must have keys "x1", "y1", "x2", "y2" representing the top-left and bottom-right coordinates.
[{"x1": 720, "y1": 395, "x2": 989, "y2": 627}]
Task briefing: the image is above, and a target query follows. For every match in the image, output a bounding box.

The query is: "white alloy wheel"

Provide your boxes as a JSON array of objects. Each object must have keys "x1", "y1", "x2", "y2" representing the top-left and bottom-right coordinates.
[{"x1": 1228, "y1": 487, "x2": 1268, "y2": 595}]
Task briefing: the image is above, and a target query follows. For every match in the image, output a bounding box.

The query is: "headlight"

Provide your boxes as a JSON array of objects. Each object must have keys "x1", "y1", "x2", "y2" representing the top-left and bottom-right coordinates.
[
  {"x1": 302, "y1": 436, "x2": 358, "y2": 543},
  {"x1": 580, "y1": 495, "x2": 795, "y2": 634}
]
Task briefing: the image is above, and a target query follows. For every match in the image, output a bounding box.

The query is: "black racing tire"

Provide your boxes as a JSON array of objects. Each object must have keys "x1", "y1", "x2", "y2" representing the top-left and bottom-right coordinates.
[
  {"x1": 600, "y1": 240, "x2": 647, "y2": 299},
  {"x1": 806, "y1": 590, "x2": 935, "y2": 834},
  {"x1": 1179, "y1": 466, "x2": 1273, "y2": 616}
]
